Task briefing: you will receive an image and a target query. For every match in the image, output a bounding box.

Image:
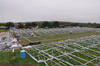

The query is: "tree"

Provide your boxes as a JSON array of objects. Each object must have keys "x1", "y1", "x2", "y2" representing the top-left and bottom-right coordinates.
[
  {"x1": 25, "y1": 23, "x2": 32, "y2": 28},
  {"x1": 41, "y1": 21, "x2": 51, "y2": 28},
  {"x1": 31, "y1": 22, "x2": 37, "y2": 27},
  {"x1": 18, "y1": 23, "x2": 24, "y2": 29},
  {"x1": 0, "y1": 23, "x2": 5, "y2": 26},
  {"x1": 6, "y1": 22, "x2": 14, "y2": 28},
  {"x1": 52, "y1": 21, "x2": 59, "y2": 28}
]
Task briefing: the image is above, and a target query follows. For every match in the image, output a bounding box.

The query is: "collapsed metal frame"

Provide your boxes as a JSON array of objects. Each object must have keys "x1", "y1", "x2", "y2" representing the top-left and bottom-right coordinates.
[
  {"x1": 14, "y1": 27, "x2": 97, "y2": 38},
  {"x1": 25, "y1": 35, "x2": 100, "y2": 66}
]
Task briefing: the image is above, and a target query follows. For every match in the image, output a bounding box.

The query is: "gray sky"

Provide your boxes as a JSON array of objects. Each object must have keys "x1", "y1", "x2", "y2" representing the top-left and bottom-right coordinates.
[{"x1": 0, "y1": 0, "x2": 100, "y2": 23}]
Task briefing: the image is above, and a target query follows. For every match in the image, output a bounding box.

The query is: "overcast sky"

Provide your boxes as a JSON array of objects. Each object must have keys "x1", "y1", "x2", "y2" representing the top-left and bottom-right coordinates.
[{"x1": 0, "y1": 0, "x2": 100, "y2": 23}]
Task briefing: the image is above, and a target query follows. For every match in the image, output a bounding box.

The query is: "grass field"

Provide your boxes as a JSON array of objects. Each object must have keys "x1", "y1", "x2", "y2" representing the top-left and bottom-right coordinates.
[
  {"x1": 0, "y1": 31, "x2": 100, "y2": 66},
  {"x1": 20, "y1": 31, "x2": 98, "y2": 45},
  {"x1": 0, "y1": 50, "x2": 45, "y2": 66},
  {"x1": 25, "y1": 34, "x2": 100, "y2": 66},
  {"x1": 0, "y1": 29, "x2": 8, "y2": 32}
]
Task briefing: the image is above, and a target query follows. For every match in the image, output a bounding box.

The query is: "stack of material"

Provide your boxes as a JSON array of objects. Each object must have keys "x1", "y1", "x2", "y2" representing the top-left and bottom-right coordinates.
[{"x1": 23, "y1": 41, "x2": 41, "y2": 47}]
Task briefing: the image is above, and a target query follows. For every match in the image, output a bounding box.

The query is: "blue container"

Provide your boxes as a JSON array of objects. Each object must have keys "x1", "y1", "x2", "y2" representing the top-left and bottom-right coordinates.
[{"x1": 20, "y1": 50, "x2": 26, "y2": 59}]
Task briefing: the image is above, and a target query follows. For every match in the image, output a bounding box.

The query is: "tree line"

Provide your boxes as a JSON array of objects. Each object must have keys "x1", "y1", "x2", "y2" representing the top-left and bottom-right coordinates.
[{"x1": 0, "y1": 21, "x2": 100, "y2": 29}]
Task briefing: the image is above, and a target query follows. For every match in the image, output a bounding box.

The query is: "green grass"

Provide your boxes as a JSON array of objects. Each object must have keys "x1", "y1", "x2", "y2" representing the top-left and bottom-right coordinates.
[
  {"x1": 0, "y1": 50, "x2": 34, "y2": 64},
  {"x1": 52, "y1": 59, "x2": 71, "y2": 66},
  {"x1": 67, "y1": 45, "x2": 82, "y2": 50},
  {"x1": 19, "y1": 36, "x2": 30, "y2": 45},
  {"x1": 45, "y1": 49, "x2": 62, "y2": 57},
  {"x1": 86, "y1": 63, "x2": 94, "y2": 66},
  {"x1": 90, "y1": 47, "x2": 100, "y2": 52},
  {"x1": 29, "y1": 31, "x2": 98, "y2": 43},
  {"x1": 58, "y1": 56, "x2": 81, "y2": 65},
  {"x1": 0, "y1": 31, "x2": 99, "y2": 65},
  {"x1": 72, "y1": 52, "x2": 94, "y2": 61},
  {"x1": 27, "y1": 48, "x2": 50, "y2": 60},
  {"x1": 91, "y1": 59, "x2": 99, "y2": 65},
  {"x1": 36, "y1": 45, "x2": 51, "y2": 50},
  {"x1": 84, "y1": 49, "x2": 100, "y2": 56},
  {"x1": 46, "y1": 60, "x2": 57, "y2": 66},
  {"x1": 0, "y1": 50, "x2": 46, "y2": 66},
  {"x1": 76, "y1": 42, "x2": 91, "y2": 47},
  {"x1": 56, "y1": 47, "x2": 74, "y2": 53},
  {"x1": 0, "y1": 29, "x2": 8, "y2": 32},
  {"x1": 69, "y1": 55, "x2": 87, "y2": 63},
  {"x1": 20, "y1": 31, "x2": 98, "y2": 46}
]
